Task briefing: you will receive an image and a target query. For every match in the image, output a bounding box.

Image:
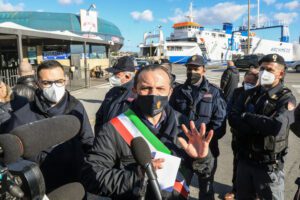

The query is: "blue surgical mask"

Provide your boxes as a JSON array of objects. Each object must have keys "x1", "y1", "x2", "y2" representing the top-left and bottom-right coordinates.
[{"x1": 244, "y1": 83, "x2": 256, "y2": 91}]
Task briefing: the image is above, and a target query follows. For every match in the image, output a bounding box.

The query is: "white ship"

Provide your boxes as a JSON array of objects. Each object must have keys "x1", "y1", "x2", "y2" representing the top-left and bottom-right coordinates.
[{"x1": 139, "y1": 2, "x2": 300, "y2": 64}]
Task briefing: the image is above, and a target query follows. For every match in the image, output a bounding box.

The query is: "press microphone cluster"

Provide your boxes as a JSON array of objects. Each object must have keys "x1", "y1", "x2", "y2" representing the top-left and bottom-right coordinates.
[
  {"x1": 0, "y1": 115, "x2": 82, "y2": 200},
  {"x1": 131, "y1": 137, "x2": 162, "y2": 200},
  {"x1": 0, "y1": 115, "x2": 80, "y2": 164}
]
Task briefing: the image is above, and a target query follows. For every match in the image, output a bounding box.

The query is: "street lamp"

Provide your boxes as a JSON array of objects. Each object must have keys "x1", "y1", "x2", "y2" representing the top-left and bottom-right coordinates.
[{"x1": 87, "y1": 4, "x2": 96, "y2": 13}]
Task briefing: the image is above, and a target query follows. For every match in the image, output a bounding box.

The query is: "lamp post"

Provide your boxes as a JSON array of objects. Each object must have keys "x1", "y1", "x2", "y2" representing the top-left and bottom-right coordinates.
[{"x1": 84, "y1": 3, "x2": 96, "y2": 88}]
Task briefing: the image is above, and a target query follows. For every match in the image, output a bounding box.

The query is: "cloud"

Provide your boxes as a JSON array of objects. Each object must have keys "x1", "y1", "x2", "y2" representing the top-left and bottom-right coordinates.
[
  {"x1": 0, "y1": 0, "x2": 24, "y2": 11},
  {"x1": 263, "y1": 0, "x2": 276, "y2": 5},
  {"x1": 284, "y1": 0, "x2": 300, "y2": 10},
  {"x1": 274, "y1": 12, "x2": 298, "y2": 24},
  {"x1": 248, "y1": 14, "x2": 271, "y2": 26},
  {"x1": 58, "y1": 0, "x2": 83, "y2": 5},
  {"x1": 276, "y1": 0, "x2": 300, "y2": 10},
  {"x1": 169, "y1": 2, "x2": 248, "y2": 25},
  {"x1": 130, "y1": 10, "x2": 153, "y2": 22},
  {"x1": 159, "y1": 18, "x2": 168, "y2": 23}
]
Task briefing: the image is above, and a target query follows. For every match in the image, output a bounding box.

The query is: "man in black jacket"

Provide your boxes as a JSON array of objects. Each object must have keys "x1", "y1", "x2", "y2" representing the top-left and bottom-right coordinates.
[
  {"x1": 224, "y1": 69, "x2": 259, "y2": 199},
  {"x1": 94, "y1": 56, "x2": 136, "y2": 133},
  {"x1": 169, "y1": 55, "x2": 227, "y2": 199},
  {"x1": 13, "y1": 61, "x2": 38, "y2": 102},
  {"x1": 5, "y1": 60, "x2": 94, "y2": 193},
  {"x1": 82, "y1": 65, "x2": 214, "y2": 200},
  {"x1": 228, "y1": 54, "x2": 296, "y2": 199},
  {"x1": 220, "y1": 60, "x2": 240, "y2": 102}
]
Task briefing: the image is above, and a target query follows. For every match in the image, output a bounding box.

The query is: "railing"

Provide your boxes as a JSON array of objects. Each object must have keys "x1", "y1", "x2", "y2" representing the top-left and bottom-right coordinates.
[{"x1": 0, "y1": 67, "x2": 19, "y2": 87}]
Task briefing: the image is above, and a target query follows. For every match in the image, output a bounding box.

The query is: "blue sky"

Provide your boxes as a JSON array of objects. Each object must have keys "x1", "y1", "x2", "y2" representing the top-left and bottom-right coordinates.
[{"x1": 1, "y1": 0, "x2": 300, "y2": 52}]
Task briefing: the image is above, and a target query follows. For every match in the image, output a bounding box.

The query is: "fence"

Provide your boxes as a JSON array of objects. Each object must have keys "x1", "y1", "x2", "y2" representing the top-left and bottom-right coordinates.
[{"x1": 0, "y1": 67, "x2": 18, "y2": 87}]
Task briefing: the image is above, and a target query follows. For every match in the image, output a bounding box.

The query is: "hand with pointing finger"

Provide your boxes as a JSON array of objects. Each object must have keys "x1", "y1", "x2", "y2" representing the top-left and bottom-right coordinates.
[{"x1": 178, "y1": 121, "x2": 213, "y2": 159}]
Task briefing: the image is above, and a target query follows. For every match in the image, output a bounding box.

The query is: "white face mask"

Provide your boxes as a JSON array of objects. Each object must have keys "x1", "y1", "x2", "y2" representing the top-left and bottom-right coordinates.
[
  {"x1": 244, "y1": 83, "x2": 256, "y2": 91},
  {"x1": 43, "y1": 84, "x2": 65, "y2": 103},
  {"x1": 259, "y1": 70, "x2": 275, "y2": 86},
  {"x1": 109, "y1": 75, "x2": 122, "y2": 87}
]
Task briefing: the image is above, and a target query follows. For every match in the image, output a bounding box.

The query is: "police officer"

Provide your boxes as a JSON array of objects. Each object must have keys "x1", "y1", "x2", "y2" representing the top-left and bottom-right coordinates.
[
  {"x1": 228, "y1": 54, "x2": 296, "y2": 199},
  {"x1": 225, "y1": 69, "x2": 259, "y2": 199},
  {"x1": 170, "y1": 55, "x2": 227, "y2": 199},
  {"x1": 94, "y1": 56, "x2": 136, "y2": 133}
]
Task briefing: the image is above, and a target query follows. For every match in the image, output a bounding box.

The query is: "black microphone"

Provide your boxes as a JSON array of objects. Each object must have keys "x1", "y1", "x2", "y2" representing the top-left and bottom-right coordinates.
[
  {"x1": 131, "y1": 137, "x2": 162, "y2": 200},
  {"x1": 47, "y1": 182, "x2": 85, "y2": 200},
  {"x1": 0, "y1": 134, "x2": 23, "y2": 164},
  {"x1": 9, "y1": 115, "x2": 81, "y2": 159}
]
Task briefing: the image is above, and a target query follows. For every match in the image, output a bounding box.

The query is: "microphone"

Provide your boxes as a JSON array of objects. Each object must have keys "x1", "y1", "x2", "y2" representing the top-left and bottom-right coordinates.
[
  {"x1": 0, "y1": 134, "x2": 23, "y2": 164},
  {"x1": 47, "y1": 182, "x2": 85, "y2": 200},
  {"x1": 10, "y1": 115, "x2": 81, "y2": 159},
  {"x1": 131, "y1": 137, "x2": 162, "y2": 200}
]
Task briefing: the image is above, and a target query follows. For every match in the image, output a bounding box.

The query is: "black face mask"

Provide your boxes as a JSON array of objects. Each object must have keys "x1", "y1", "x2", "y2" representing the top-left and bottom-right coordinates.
[
  {"x1": 187, "y1": 72, "x2": 202, "y2": 85},
  {"x1": 135, "y1": 95, "x2": 169, "y2": 117}
]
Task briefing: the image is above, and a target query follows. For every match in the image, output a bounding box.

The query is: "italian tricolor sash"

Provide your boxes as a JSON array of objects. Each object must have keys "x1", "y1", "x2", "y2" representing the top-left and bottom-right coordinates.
[{"x1": 110, "y1": 109, "x2": 189, "y2": 199}]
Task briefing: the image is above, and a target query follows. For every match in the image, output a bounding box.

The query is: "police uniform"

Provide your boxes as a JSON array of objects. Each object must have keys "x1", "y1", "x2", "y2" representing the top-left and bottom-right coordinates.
[
  {"x1": 228, "y1": 54, "x2": 296, "y2": 199},
  {"x1": 94, "y1": 56, "x2": 136, "y2": 133},
  {"x1": 170, "y1": 55, "x2": 227, "y2": 199}
]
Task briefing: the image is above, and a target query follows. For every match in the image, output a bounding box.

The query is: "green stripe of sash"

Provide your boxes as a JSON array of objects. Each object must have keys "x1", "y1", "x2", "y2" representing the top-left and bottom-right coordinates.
[{"x1": 124, "y1": 109, "x2": 171, "y2": 155}]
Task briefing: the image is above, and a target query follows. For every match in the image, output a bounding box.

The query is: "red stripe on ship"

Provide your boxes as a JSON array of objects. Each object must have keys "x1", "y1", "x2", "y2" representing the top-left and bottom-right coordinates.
[
  {"x1": 110, "y1": 117, "x2": 133, "y2": 146},
  {"x1": 174, "y1": 180, "x2": 189, "y2": 199}
]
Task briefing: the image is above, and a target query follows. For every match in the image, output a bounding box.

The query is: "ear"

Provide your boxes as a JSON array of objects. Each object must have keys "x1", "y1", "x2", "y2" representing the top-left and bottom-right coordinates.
[
  {"x1": 168, "y1": 87, "x2": 173, "y2": 98},
  {"x1": 65, "y1": 75, "x2": 69, "y2": 86}
]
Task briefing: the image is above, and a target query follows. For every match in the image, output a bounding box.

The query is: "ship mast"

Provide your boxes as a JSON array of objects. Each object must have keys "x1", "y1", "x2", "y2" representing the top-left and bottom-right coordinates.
[
  {"x1": 186, "y1": 2, "x2": 194, "y2": 22},
  {"x1": 257, "y1": 0, "x2": 260, "y2": 27}
]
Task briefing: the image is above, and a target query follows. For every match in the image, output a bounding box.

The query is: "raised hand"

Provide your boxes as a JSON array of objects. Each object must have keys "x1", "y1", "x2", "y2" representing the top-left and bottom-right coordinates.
[{"x1": 178, "y1": 121, "x2": 213, "y2": 158}]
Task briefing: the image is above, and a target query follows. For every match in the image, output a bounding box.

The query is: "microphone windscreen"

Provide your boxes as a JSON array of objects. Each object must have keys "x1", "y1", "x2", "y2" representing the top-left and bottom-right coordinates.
[
  {"x1": 47, "y1": 182, "x2": 85, "y2": 200},
  {"x1": 131, "y1": 137, "x2": 152, "y2": 167},
  {"x1": 0, "y1": 134, "x2": 23, "y2": 164},
  {"x1": 10, "y1": 115, "x2": 81, "y2": 159}
]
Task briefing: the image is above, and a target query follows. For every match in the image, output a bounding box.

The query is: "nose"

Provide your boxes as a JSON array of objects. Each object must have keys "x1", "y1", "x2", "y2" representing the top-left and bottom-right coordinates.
[{"x1": 148, "y1": 88, "x2": 158, "y2": 96}]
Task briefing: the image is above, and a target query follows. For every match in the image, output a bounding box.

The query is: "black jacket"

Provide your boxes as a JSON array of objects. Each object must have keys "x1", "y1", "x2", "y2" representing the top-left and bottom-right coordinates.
[
  {"x1": 228, "y1": 84, "x2": 296, "y2": 161},
  {"x1": 13, "y1": 75, "x2": 38, "y2": 102},
  {"x1": 220, "y1": 66, "x2": 240, "y2": 102},
  {"x1": 169, "y1": 77, "x2": 227, "y2": 157},
  {"x1": 291, "y1": 103, "x2": 300, "y2": 137},
  {"x1": 4, "y1": 90, "x2": 94, "y2": 192},
  {"x1": 94, "y1": 80, "x2": 135, "y2": 133},
  {"x1": 82, "y1": 103, "x2": 213, "y2": 200},
  {"x1": 0, "y1": 94, "x2": 28, "y2": 132}
]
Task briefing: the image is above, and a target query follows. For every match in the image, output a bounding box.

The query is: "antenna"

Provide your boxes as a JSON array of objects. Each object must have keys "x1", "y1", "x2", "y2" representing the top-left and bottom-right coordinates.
[{"x1": 185, "y1": 2, "x2": 194, "y2": 22}]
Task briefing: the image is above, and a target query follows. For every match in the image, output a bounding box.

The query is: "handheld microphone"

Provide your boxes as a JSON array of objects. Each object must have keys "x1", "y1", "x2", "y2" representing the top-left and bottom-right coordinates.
[
  {"x1": 131, "y1": 137, "x2": 162, "y2": 200},
  {"x1": 47, "y1": 182, "x2": 85, "y2": 200},
  {"x1": 10, "y1": 115, "x2": 81, "y2": 159},
  {"x1": 0, "y1": 134, "x2": 23, "y2": 164}
]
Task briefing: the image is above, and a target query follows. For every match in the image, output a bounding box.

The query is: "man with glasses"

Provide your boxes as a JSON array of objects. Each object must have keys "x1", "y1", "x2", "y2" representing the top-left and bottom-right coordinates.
[
  {"x1": 4, "y1": 60, "x2": 94, "y2": 193},
  {"x1": 228, "y1": 54, "x2": 296, "y2": 199}
]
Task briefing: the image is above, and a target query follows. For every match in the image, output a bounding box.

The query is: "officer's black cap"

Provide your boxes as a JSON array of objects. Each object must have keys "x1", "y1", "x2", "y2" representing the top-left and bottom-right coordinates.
[
  {"x1": 106, "y1": 56, "x2": 136, "y2": 73},
  {"x1": 185, "y1": 55, "x2": 206, "y2": 67},
  {"x1": 258, "y1": 54, "x2": 286, "y2": 66}
]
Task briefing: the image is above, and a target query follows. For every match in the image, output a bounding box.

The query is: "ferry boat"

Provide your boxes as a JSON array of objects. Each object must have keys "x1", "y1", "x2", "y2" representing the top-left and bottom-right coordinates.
[{"x1": 139, "y1": 3, "x2": 300, "y2": 64}]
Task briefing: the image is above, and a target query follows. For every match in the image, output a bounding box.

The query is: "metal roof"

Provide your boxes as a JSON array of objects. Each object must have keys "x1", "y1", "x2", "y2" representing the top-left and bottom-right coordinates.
[{"x1": 0, "y1": 11, "x2": 123, "y2": 43}]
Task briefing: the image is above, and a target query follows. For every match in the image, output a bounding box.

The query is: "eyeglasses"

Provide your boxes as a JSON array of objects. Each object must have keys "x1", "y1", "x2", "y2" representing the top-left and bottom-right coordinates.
[{"x1": 39, "y1": 79, "x2": 66, "y2": 88}]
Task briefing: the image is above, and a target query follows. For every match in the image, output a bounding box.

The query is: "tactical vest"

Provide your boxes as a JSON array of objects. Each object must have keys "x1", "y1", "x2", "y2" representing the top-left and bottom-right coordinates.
[{"x1": 244, "y1": 88, "x2": 292, "y2": 163}]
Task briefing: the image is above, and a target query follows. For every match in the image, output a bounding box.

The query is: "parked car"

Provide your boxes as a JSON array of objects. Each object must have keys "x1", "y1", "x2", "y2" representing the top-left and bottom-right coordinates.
[
  {"x1": 234, "y1": 54, "x2": 264, "y2": 70},
  {"x1": 136, "y1": 59, "x2": 150, "y2": 70},
  {"x1": 287, "y1": 61, "x2": 300, "y2": 72}
]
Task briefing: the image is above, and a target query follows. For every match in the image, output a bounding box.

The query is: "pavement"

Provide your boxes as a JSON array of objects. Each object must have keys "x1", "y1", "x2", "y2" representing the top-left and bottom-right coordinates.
[{"x1": 71, "y1": 64, "x2": 300, "y2": 199}]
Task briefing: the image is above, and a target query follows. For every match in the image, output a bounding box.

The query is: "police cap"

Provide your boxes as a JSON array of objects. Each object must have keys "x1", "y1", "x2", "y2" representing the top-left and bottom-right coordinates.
[
  {"x1": 186, "y1": 55, "x2": 206, "y2": 67},
  {"x1": 258, "y1": 54, "x2": 286, "y2": 66},
  {"x1": 106, "y1": 56, "x2": 137, "y2": 73}
]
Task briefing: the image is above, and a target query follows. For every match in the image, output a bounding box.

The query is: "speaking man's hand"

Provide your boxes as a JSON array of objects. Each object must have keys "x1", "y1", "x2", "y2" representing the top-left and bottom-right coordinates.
[{"x1": 179, "y1": 121, "x2": 213, "y2": 158}]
